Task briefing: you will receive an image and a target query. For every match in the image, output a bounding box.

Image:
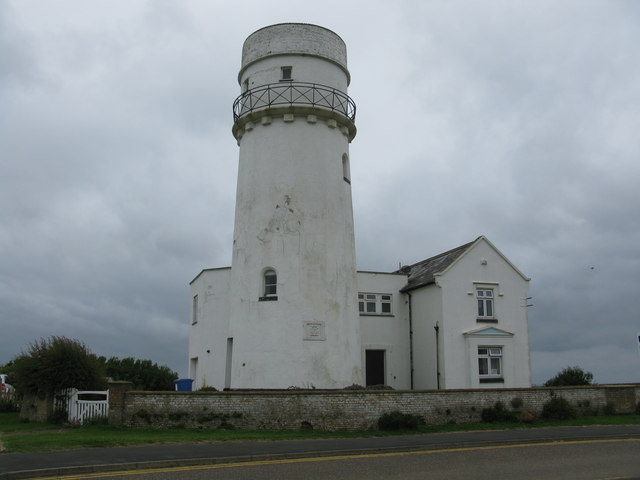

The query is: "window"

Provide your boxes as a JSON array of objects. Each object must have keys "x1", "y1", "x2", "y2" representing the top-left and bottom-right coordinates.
[
  {"x1": 280, "y1": 66, "x2": 292, "y2": 81},
  {"x1": 476, "y1": 288, "x2": 494, "y2": 318},
  {"x1": 242, "y1": 78, "x2": 249, "y2": 93},
  {"x1": 190, "y1": 357, "x2": 198, "y2": 381},
  {"x1": 191, "y1": 295, "x2": 198, "y2": 325},
  {"x1": 478, "y1": 346, "x2": 502, "y2": 380},
  {"x1": 260, "y1": 269, "x2": 277, "y2": 301},
  {"x1": 342, "y1": 153, "x2": 351, "y2": 184},
  {"x1": 358, "y1": 293, "x2": 393, "y2": 315}
]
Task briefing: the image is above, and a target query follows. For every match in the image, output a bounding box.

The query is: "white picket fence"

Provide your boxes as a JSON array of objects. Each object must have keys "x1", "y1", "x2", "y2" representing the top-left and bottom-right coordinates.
[{"x1": 55, "y1": 389, "x2": 109, "y2": 424}]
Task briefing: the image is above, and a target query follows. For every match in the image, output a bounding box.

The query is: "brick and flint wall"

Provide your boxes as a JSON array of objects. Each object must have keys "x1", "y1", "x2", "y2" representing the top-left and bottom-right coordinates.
[{"x1": 110, "y1": 384, "x2": 640, "y2": 430}]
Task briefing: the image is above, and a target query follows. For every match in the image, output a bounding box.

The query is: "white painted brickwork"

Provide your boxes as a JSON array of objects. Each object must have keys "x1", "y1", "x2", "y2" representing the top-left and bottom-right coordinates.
[{"x1": 240, "y1": 23, "x2": 349, "y2": 80}]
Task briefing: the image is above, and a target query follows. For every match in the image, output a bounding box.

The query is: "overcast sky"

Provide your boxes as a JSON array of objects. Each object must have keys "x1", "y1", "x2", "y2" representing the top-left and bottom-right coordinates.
[{"x1": 1, "y1": 0, "x2": 639, "y2": 385}]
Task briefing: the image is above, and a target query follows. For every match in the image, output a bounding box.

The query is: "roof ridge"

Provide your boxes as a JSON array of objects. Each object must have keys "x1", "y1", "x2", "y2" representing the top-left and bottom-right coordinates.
[
  {"x1": 396, "y1": 238, "x2": 479, "y2": 292},
  {"x1": 395, "y1": 238, "x2": 476, "y2": 273}
]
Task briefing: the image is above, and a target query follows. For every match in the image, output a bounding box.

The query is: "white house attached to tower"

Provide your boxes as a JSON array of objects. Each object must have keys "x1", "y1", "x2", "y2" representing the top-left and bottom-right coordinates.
[{"x1": 188, "y1": 23, "x2": 532, "y2": 391}]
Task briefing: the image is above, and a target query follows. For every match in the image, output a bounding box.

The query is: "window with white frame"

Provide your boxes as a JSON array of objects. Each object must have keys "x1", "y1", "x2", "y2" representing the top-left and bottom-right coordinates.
[
  {"x1": 358, "y1": 293, "x2": 392, "y2": 315},
  {"x1": 191, "y1": 295, "x2": 198, "y2": 325},
  {"x1": 478, "y1": 346, "x2": 502, "y2": 379},
  {"x1": 262, "y1": 269, "x2": 277, "y2": 299},
  {"x1": 476, "y1": 288, "x2": 495, "y2": 318}
]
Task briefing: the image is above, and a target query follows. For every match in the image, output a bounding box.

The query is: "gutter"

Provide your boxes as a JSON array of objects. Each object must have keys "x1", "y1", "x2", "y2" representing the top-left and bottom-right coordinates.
[{"x1": 434, "y1": 321, "x2": 441, "y2": 390}]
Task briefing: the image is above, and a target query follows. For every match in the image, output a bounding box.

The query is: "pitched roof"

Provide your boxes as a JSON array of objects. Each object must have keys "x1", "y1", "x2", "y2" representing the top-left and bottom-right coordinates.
[{"x1": 395, "y1": 238, "x2": 478, "y2": 292}]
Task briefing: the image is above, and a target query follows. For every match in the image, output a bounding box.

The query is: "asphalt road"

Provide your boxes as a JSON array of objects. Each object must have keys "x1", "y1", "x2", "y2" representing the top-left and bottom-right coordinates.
[
  {"x1": 78, "y1": 439, "x2": 640, "y2": 480},
  {"x1": 2, "y1": 425, "x2": 640, "y2": 479}
]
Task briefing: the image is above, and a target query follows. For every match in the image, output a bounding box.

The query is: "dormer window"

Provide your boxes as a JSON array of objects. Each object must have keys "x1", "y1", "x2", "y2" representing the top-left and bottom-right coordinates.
[{"x1": 280, "y1": 66, "x2": 292, "y2": 81}]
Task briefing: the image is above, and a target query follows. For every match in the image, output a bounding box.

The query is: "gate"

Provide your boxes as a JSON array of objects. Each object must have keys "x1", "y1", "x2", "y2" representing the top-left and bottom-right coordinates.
[{"x1": 56, "y1": 389, "x2": 109, "y2": 424}]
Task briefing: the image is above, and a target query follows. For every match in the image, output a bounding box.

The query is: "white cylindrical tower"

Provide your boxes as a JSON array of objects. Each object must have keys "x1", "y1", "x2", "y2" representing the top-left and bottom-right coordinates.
[{"x1": 228, "y1": 23, "x2": 361, "y2": 388}]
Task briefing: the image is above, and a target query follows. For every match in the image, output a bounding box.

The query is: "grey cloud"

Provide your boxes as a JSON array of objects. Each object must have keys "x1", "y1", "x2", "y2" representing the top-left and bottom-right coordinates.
[{"x1": 1, "y1": 1, "x2": 639, "y2": 386}]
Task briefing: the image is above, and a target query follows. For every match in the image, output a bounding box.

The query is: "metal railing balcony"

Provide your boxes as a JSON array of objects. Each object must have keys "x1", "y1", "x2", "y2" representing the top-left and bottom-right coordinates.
[{"x1": 233, "y1": 82, "x2": 356, "y2": 122}]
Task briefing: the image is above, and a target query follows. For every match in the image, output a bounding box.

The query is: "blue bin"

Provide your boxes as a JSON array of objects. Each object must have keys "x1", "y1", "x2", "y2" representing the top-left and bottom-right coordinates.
[{"x1": 173, "y1": 378, "x2": 194, "y2": 392}]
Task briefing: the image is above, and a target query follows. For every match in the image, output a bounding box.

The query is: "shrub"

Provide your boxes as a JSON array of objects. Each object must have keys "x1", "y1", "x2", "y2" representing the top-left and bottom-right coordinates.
[
  {"x1": 219, "y1": 421, "x2": 235, "y2": 430},
  {"x1": 481, "y1": 401, "x2": 517, "y2": 422},
  {"x1": 343, "y1": 384, "x2": 365, "y2": 390},
  {"x1": 378, "y1": 410, "x2": 424, "y2": 430},
  {"x1": 84, "y1": 415, "x2": 109, "y2": 426},
  {"x1": 0, "y1": 398, "x2": 19, "y2": 413},
  {"x1": 541, "y1": 396, "x2": 576, "y2": 420},
  {"x1": 518, "y1": 408, "x2": 536, "y2": 423},
  {"x1": 98, "y1": 356, "x2": 178, "y2": 391},
  {"x1": 366, "y1": 384, "x2": 394, "y2": 390},
  {"x1": 198, "y1": 386, "x2": 218, "y2": 392},
  {"x1": 510, "y1": 397, "x2": 524, "y2": 409},
  {"x1": 48, "y1": 408, "x2": 69, "y2": 425},
  {"x1": 603, "y1": 401, "x2": 616, "y2": 415},
  {"x1": 12, "y1": 336, "x2": 106, "y2": 395},
  {"x1": 544, "y1": 366, "x2": 593, "y2": 387},
  {"x1": 576, "y1": 399, "x2": 597, "y2": 416}
]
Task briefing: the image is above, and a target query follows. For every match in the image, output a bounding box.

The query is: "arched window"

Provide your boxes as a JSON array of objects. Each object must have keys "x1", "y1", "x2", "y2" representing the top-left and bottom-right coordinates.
[
  {"x1": 342, "y1": 153, "x2": 351, "y2": 184},
  {"x1": 262, "y1": 268, "x2": 277, "y2": 300}
]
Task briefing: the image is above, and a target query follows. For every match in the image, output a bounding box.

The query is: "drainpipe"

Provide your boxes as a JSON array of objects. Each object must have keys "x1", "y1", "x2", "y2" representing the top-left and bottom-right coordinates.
[
  {"x1": 434, "y1": 321, "x2": 441, "y2": 390},
  {"x1": 407, "y1": 291, "x2": 414, "y2": 390}
]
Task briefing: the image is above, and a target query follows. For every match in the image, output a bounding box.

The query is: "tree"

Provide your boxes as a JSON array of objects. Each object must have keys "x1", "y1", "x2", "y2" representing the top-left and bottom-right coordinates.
[
  {"x1": 12, "y1": 336, "x2": 106, "y2": 395},
  {"x1": 98, "y1": 356, "x2": 178, "y2": 391},
  {"x1": 544, "y1": 366, "x2": 594, "y2": 387}
]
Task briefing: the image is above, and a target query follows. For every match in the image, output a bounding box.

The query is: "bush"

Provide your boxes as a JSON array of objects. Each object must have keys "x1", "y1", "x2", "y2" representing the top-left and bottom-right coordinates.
[
  {"x1": 98, "y1": 356, "x2": 178, "y2": 391},
  {"x1": 12, "y1": 336, "x2": 106, "y2": 395},
  {"x1": 84, "y1": 415, "x2": 109, "y2": 426},
  {"x1": 378, "y1": 410, "x2": 424, "y2": 430},
  {"x1": 48, "y1": 408, "x2": 69, "y2": 425},
  {"x1": 544, "y1": 366, "x2": 593, "y2": 387},
  {"x1": 481, "y1": 401, "x2": 517, "y2": 422},
  {"x1": 343, "y1": 384, "x2": 365, "y2": 390},
  {"x1": 518, "y1": 408, "x2": 536, "y2": 423},
  {"x1": 541, "y1": 396, "x2": 577, "y2": 420},
  {"x1": 603, "y1": 401, "x2": 616, "y2": 415},
  {"x1": 0, "y1": 398, "x2": 19, "y2": 413},
  {"x1": 198, "y1": 386, "x2": 218, "y2": 392}
]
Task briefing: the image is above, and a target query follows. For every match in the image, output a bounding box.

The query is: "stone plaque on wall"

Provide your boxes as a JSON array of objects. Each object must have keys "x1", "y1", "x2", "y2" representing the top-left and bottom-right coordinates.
[{"x1": 303, "y1": 321, "x2": 326, "y2": 341}]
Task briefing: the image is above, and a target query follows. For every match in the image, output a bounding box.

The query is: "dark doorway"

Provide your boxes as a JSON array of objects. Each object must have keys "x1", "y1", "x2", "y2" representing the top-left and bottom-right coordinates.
[{"x1": 365, "y1": 349, "x2": 385, "y2": 386}]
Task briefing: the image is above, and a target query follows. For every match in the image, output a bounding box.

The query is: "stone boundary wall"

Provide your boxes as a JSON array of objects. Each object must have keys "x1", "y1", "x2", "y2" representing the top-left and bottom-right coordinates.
[{"x1": 110, "y1": 384, "x2": 640, "y2": 431}]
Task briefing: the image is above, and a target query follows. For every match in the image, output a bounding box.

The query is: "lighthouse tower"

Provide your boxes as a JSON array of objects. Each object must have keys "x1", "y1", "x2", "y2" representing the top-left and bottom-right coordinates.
[{"x1": 227, "y1": 23, "x2": 361, "y2": 388}]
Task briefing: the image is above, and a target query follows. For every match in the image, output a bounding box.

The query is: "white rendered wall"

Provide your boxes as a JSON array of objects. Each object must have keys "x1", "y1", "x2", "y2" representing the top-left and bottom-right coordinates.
[
  {"x1": 228, "y1": 24, "x2": 361, "y2": 389},
  {"x1": 241, "y1": 56, "x2": 348, "y2": 93},
  {"x1": 240, "y1": 23, "x2": 349, "y2": 84},
  {"x1": 436, "y1": 239, "x2": 531, "y2": 388},
  {"x1": 357, "y1": 272, "x2": 410, "y2": 389},
  {"x1": 410, "y1": 285, "x2": 443, "y2": 390},
  {"x1": 188, "y1": 268, "x2": 231, "y2": 390}
]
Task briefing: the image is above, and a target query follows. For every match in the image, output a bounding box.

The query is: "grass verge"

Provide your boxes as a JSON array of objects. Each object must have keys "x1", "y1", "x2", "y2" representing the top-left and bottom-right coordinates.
[{"x1": 2, "y1": 412, "x2": 640, "y2": 453}]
